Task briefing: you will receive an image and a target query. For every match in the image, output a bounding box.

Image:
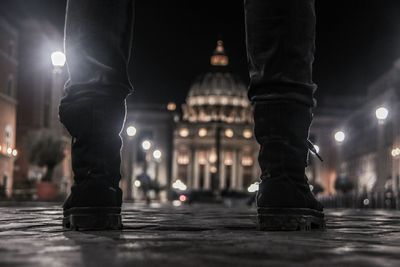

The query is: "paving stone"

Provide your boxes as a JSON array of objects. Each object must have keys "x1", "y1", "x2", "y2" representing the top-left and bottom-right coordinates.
[{"x1": 0, "y1": 203, "x2": 400, "y2": 266}]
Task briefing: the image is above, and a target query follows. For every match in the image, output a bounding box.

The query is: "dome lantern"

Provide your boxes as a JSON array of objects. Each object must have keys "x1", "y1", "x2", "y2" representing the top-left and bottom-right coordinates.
[{"x1": 210, "y1": 40, "x2": 229, "y2": 67}]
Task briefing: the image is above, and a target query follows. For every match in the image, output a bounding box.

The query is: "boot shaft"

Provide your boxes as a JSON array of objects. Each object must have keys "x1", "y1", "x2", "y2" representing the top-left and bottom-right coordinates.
[
  {"x1": 254, "y1": 101, "x2": 312, "y2": 180},
  {"x1": 59, "y1": 96, "x2": 126, "y2": 187}
]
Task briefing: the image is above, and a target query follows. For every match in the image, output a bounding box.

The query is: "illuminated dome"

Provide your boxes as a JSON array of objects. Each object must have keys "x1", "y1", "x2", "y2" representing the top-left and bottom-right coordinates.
[{"x1": 183, "y1": 41, "x2": 251, "y2": 124}]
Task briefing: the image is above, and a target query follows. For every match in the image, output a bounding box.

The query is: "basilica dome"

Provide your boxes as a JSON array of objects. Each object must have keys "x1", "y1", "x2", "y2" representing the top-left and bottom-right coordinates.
[{"x1": 183, "y1": 41, "x2": 252, "y2": 124}]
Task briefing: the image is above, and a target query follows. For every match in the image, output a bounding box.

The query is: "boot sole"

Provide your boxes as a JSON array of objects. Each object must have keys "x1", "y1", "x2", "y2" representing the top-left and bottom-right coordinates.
[
  {"x1": 63, "y1": 207, "x2": 122, "y2": 231},
  {"x1": 257, "y1": 208, "x2": 325, "y2": 231}
]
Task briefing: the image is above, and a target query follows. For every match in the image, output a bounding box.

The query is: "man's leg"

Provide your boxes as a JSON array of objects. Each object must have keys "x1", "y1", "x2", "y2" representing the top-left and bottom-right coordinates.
[
  {"x1": 244, "y1": 0, "x2": 325, "y2": 231},
  {"x1": 59, "y1": 0, "x2": 135, "y2": 230}
]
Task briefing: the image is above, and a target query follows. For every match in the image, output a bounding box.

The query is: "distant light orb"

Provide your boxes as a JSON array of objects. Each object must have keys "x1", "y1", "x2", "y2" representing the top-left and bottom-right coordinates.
[
  {"x1": 6, "y1": 147, "x2": 12, "y2": 155},
  {"x1": 198, "y1": 128, "x2": 207, "y2": 137},
  {"x1": 134, "y1": 180, "x2": 141, "y2": 187},
  {"x1": 334, "y1": 131, "x2": 345, "y2": 143},
  {"x1": 167, "y1": 102, "x2": 176, "y2": 111},
  {"x1": 363, "y1": 198, "x2": 370, "y2": 206},
  {"x1": 153, "y1": 149, "x2": 162, "y2": 160},
  {"x1": 392, "y1": 148, "x2": 400, "y2": 157},
  {"x1": 126, "y1": 126, "x2": 137, "y2": 137},
  {"x1": 141, "y1": 140, "x2": 152, "y2": 151},
  {"x1": 12, "y1": 149, "x2": 18, "y2": 157},
  {"x1": 375, "y1": 106, "x2": 389, "y2": 121},
  {"x1": 179, "y1": 195, "x2": 187, "y2": 202},
  {"x1": 225, "y1": 128, "x2": 234, "y2": 138},
  {"x1": 51, "y1": 51, "x2": 66, "y2": 67}
]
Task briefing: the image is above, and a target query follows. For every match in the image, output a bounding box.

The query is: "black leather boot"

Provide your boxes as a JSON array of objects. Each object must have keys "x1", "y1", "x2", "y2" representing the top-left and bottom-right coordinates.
[
  {"x1": 59, "y1": 97, "x2": 125, "y2": 230},
  {"x1": 254, "y1": 101, "x2": 325, "y2": 231}
]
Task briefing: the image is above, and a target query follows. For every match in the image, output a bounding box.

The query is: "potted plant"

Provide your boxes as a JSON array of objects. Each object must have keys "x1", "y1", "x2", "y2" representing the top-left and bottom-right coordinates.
[{"x1": 27, "y1": 130, "x2": 65, "y2": 201}]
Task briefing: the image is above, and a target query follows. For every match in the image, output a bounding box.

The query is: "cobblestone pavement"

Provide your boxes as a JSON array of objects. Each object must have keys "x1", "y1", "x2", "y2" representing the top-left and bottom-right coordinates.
[{"x1": 1, "y1": 203, "x2": 400, "y2": 267}]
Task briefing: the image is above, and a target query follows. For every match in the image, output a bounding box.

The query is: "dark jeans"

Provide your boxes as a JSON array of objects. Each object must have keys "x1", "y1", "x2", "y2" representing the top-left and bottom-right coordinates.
[
  {"x1": 62, "y1": 0, "x2": 316, "y2": 107},
  {"x1": 60, "y1": 0, "x2": 316, "y2": 185}
]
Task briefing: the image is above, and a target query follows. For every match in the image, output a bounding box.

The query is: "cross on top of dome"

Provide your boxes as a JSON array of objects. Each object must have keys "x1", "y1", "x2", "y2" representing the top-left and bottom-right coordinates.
[{"x1": 210, "y1": 40, "x2": 229, "y2": 66}]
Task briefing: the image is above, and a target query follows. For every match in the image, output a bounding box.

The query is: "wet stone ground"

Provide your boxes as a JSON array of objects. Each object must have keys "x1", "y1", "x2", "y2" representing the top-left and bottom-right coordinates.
[{"x1": 0, "y1": 203, "x2": 400, "y2": 267}]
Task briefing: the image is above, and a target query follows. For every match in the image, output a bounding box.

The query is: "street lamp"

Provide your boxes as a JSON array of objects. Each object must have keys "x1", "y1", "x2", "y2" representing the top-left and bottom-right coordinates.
[
  {"x1": 126, "y1": 126, "x2": 137, "y2": 137},
  {"x1": 153, "y1": 149, "x2": 162, "y2": 161},
  {"x1": 51, "y1": 51, "x2": 66, "y2": 68},
  {"x1": 141, "y1": 140, "x2": 152, "y2": 151},
  {"x1": 375, "y1": 106, "x2": 389, "y2": 192},
  {"x1": 375, "y1": 106, "x2": 389, "y2": 122},
  {"x1": 334, "y1": 131, "x2": 346, "y2": 143},
  {"x1": 153, "y1": 149, "x2": 162, "y2": 189},
  {"x1": 125, "y1": 125, "x2": 137, "y2": 200}
]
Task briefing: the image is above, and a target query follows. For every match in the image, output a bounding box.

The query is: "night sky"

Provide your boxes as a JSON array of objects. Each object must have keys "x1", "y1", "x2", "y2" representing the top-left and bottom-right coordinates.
[{"x1": 4, "y1": 0, "x2": 400, "y2": 106}]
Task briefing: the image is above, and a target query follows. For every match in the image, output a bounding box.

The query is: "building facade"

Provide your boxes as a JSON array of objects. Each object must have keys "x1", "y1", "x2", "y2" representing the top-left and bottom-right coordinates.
[
  {"x1": 172, "y1": 41, "x2": 259, "y2": 194},
  {"x1": 308, "y1": 58, "x2": 400, "y2": 196},
  {"x1": 0, "y1": 16, "x2": 18, "y2": 198},
  {"x1": 122, "y1": 102, "x2": 176, "y2": 201},
  {"x1": 12, "y1": 18, "x2": 71, "y2": 198}
]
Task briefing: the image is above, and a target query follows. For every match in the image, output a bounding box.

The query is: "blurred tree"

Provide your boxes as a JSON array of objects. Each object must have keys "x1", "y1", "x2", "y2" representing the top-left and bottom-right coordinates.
[{"x1": 27, "y1": 130, "x2": 65, "y2": 182}]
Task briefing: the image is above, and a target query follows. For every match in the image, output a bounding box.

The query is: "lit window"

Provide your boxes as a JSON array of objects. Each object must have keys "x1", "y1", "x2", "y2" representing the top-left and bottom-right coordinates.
[
  {"x1": 241, "y1": 156, "x2": 253, "y2": 166},
  {"x1": 198, "y1": 151, "x2": 207, "y2": 165},
  {"x1": 177, "y1": 154, "x2": 189, "y2": 165},
  {"x1": 224, "y1": 152, "x2": 233, "y2": 166}
]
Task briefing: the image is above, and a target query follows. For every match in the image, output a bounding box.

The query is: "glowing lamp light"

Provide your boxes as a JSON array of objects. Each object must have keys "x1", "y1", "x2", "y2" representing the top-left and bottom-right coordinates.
[
  {"x1": 375, "y1": 106, "x2": 389, "y2": 121},
  {"x1": 6, "y1": 147, "x2": 12, "y2": 155},
  {"x1": 179, "y1": 128, "x2": 189, "y2": 138},
  {"x1": 12, "y1": 149, "x2": 18, "y2": 157},
  {"x1": 167, "y1": 102, "x2": 176, "y2": 111},
  {"x1": 391, "y1": 148, "x2": 400, "y2": 157},
  {"x1": 243, "y1": 129, "x2": 253, "y2": 139},
  {"x1": 51, "y1": 51, "x2": 66, "y2": 67},
  {"x1": 126, "y1": 126, "x2": 137, "y2": 137},
  {"x1": 247, "y1": 182, "x2": 259, "y2": 193},
  {"x1": 208, "y1": 153, "x2": 217, "y2": 164},
  {"x1": 198, "y1": 128, "x2": 207, "y2": 137},
  {"x1": 141, "y1": 140, "x2": 152, "y2": 151},
  {"x1": 134, "y1": 180, "x2": 141, "y2": 188},
  {"x1": 225, "y1": 128, "x2": 234, "y2": 138},
  {"x1": 172, "y1": 179, "x2": 187, "y2": 191},
  {"x1": 334, "y1": 131, "x2": 345, "y2": 143},
  {"x1": 153, "y1": 149, "x2": 162, "y2": 160},
  {"x1": 179, "y1": 195, "x2": 187, "y2": 202}
]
